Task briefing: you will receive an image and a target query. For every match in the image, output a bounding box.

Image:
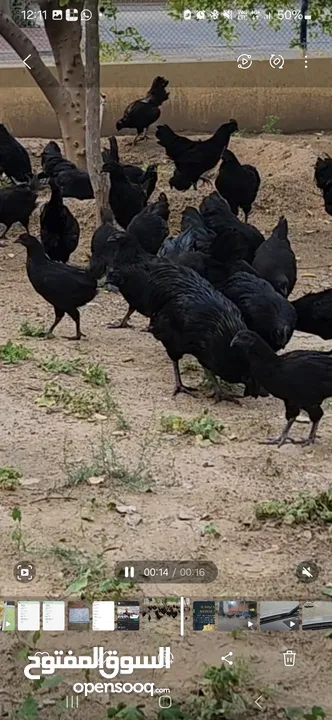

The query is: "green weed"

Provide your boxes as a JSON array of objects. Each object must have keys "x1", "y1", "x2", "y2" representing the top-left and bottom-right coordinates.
[
  {"x1": 39, "y1": 355, "x2": 82, "y2": 375},
  {"x1": 19, "y1": 321, "x2": 47, "y2": 338},
  {"x1": 161, "y1": 414, "x2": 224, "y2": 443},
  {"x1": 83, "y1": 362, "x2": 109, "y2": 387},
  {"x1": 0, "y1": 466, "x2": 22, "y2": 490},
  {"x1": 255, "y1": 489, "x2": 332, "y2": 525},
  {"x1": 0, "y1": 340, "x2": 32, "y2": 364},
  {"x1": 262, "y1": 115, "x2": 281, "y2": 134},
  {"x1": 35, "y1": 381, "x2": 109, "y2": 419}
]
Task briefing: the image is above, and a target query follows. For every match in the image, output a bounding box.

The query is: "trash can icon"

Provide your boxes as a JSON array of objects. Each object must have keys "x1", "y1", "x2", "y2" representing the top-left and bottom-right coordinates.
[{"x1": 283, "y1": 650, "x2": 296, "y2": 667}]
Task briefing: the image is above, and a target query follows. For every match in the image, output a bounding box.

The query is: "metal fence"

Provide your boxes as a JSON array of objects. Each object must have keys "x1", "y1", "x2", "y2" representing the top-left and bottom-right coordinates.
[{"x1": 0, "y1": 3, "x2": 331, "y2": 65}]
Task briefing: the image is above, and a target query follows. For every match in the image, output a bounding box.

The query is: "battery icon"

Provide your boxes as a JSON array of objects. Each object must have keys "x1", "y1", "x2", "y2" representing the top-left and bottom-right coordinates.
[
  {"x1": 124, "y1": 566, "x2": 135, "y2": 578},
  {"x1": 304, "y1": 13, "x2": 311, "y2": 19}
]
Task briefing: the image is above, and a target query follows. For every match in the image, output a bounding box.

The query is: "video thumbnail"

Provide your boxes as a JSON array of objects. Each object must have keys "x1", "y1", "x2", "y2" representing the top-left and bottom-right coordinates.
[
  {"x1": 218, "y1": 600, "x2": 258, "y2": 631},
  {"x1": 260, "y1": 601, "x2": 300, "y2": 631},
  {"x1": 117, "y1": 601, "x2": 140, "y2": 631},
  {"x1": 302, "y1": 600, "x2": 332, "y2": 631}
]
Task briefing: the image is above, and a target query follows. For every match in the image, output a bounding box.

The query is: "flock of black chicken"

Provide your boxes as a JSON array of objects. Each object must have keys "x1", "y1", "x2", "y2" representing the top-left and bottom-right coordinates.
[{"x1": 1, "y1": 75, "x2": 332, "y2": 448}]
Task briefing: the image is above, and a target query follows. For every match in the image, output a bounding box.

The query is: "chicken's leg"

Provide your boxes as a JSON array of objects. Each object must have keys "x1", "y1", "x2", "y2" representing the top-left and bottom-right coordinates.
[
  {"x1": 206, "y1": 371, "x2": 241, "y2": 405},
  {"x1": 67, "y1": 308, "x2": 85, "y2": 340},
  {"x1": 46, "y1": 308, "x2": 65, "y2": 337},
  {"x1": 302, "y1": 419, "x2": 321, "y2": 446},
  {"x1": 263, "y1": 418, "x2": 296, "y2": 448},
  {"x1": 106, "y1": 306, "x2": 134, "y2": 329},
  {"x1": 172, "y1": 360, "x2": 198, "y2": 396}
]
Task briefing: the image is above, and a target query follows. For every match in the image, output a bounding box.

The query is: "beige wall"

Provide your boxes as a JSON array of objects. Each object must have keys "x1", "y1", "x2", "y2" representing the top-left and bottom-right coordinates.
[{"x1": 0, "y1": 59, "x2": 330, "y2": 136}]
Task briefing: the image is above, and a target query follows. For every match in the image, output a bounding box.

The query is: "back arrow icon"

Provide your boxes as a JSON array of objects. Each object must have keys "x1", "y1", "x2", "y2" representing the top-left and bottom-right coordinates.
[
  {"x1": 255, "y1": 695, "x2": 263, "y2": 709},
  {"x1": 23, "y1": 54, "x2": 31, "y2": 69}
]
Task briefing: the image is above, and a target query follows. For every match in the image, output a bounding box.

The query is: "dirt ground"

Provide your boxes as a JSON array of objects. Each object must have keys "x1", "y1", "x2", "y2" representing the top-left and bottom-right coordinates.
[{"x1": 1, "y1": 132, "x2": 332, "y2": 718}]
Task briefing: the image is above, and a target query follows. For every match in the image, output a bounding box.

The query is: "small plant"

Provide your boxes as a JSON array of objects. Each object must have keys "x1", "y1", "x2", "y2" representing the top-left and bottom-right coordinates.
[
  {"x1": 203, "y1": 521, "x2": 220, "y2": 537},
  {"x1": 262, "y1": 115, "x2": 281, "y2": 134},
  {"x1": 64, "y1": 461, "x2": 100, "y2": 487},
  {"x1": 161, "y1": 414, "x2": 224, "y2": 443},
  {"x1": 102, "y1": 439, "x2": 154, "y2": 492},
  {"x1": 185, "y1": 661, "x2": 250, "y2": 718},
  {"x1": 35, "y1": 382, "x2": 109, "y2": 419},
  {"x1": 39, "y1": 355, "x2": 82, "y2": 375},
  {"x1": 83, "y1": 362, "x2": 109, "y2": 386},
  {"x1": 40, "y1": 545, "x2": 133, "y2": 600},
  {"x1": 255, "y1": 488, "x2": 332, "y2": 525},
  {"x1": 0, "y1": 466, "x2": 22, "y2": 490},
  {"x1": 284, "y1": 707, "x2": 326, "y2": 720},
  {"x1": 19, "y1": 321, "x2": 46, "y2": 338},
  {"x1": 11, "y1": 506, "x2": 25, "y2": 552},
  {"x1": 0, "y1": 340, "x2": 32, "y2": 364}
]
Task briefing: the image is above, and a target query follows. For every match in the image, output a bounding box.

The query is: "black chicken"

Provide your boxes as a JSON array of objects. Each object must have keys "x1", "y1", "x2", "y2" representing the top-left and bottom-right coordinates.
[
  {"x1": 0, "y1": 124, "x2": 32, "y2": 183},
  {"x1": 156, "y1": 120, "x2": 238, "y2": 190},
  {"x1": 200, "y1": 192, "x2": 264, "y2": 264},
  {"x1": 314, "y1": 156, "x2": 332, "y2": 217},
  {"x1": 106, "y1": 236, "x2": 161, "y2": 329},
  {"x1": 15, "y1": 234, "x2": 98, "y2": 340},
  {"x1": 0, "y1": 178, "x2": 38, "y2": 238},
  {"x1": 231, "y1": 329, "x2": 332, "y2": 446},
  {"x1": 252, "y1": 216, "x2": 296, "y2": 297},
  {"x1": 148, "y1": 261, "x2": 259, "y2": 399},
  {"x1": 40, "y1": 141, "x2": 93, "y2": 200},
  {"x1": 103, "y1": 136, "x2": 157, "y2": 197},
  {"x1": 215, "y1": 149, "x2": 260, "y2": 221},
  {"x1": 127, "y1": 192, "x2": 169, "y2": 254},
  {"x1": 158, "y1": 206, "x2": 215, "y2": 259},
  {"x1": 222, "y1": 271, "x2": 296, "y2": 351},
  {"x1": 116, "y1": 76, "x2": 170, "y2": 144},
  {"x1": 102, "y1": 160, "x2": 149, "y2": 229},
  {"x1": 292, "y1": 289, "x2": 332, "y2": 339},
  {"x1": 40, "y1": 178, "x2": 80, "y2": 262}
]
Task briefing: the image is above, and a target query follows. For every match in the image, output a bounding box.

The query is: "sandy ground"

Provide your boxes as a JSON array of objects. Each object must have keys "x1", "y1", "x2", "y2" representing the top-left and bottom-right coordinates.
[{"x1": 1, "y1": 132, "x2": 332, "y2": 718}]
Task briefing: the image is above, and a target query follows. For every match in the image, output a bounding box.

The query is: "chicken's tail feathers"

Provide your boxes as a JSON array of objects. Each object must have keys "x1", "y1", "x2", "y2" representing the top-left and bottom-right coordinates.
[
  {"x1": 221, "y1": 148, "x2": 240, "y2": 164},
  {"x1": 28, "y1": 174, "x2": 41, "y2": 193},
  {"x1": 108, "y1": 136, "x2": 120, "y2": 163},
  {"x1": 275, "y1": 215, "x2": 288, "y2": 238},
  {"x1": 147, "y1": 76, "x2": 170, "y2": 105},
  {"x1": 181, "y1": 206, "x2": 205, "y2": 232},
  {"x1": 100, "y1": 206, "x2": 114, "y2": 224},
  {"x1": 155, "y1": 124, "x2": 176, "y2": 147}
]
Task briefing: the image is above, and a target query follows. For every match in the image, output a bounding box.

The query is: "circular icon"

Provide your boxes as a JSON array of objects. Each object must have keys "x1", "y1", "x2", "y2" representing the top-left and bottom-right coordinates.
[
  {"x1": 14, "y1": 561, "x2": 36, "y2": 583},
  {"x1": 296, "y1": 560, "x2": 319, "y2": 583},
  {"x1": 269, "y1": 53, "x2": 285, "y2": 69},
  {"x1": 158, "y1": 695, "x2": 172, "y2": 709},
  {"x1": 81, "y1": 9, "x2": 92, "y2": 21},
  {"x1": 237, "y1": 54, "x2": 252, "y2": 70}
]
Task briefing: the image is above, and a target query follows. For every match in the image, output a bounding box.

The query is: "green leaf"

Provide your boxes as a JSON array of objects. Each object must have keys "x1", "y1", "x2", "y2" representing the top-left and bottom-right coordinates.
[
  {"x1": 66, "y1": 571, "x2": 90, "y2": 594},
  {"x1": 43, "y1": 674, "x2": 65, "y2": 689},
  {"x1": 285, "y1": 709, "x2": 306, "y2": 720},
  {"x1": 321, "y1": 587, "x2": 332, "y2": 597},
  {"x1": 32, "y1": 630, "x2": 41, "y2": 646},
  {"x1": 11, "y1": 506, "x2": 22, "y2": 522},
  {"x1": 16, "y1": 696, "x2": 39, "y2": 720}
]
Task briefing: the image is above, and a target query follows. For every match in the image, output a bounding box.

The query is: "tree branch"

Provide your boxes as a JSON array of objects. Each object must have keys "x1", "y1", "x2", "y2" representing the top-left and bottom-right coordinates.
[
  {"x1": 0, "y1": 12, "x2": 61, "y2": 111},
  {"x1": 0, "y1": 10, "x2": 62, "y2": 109}
]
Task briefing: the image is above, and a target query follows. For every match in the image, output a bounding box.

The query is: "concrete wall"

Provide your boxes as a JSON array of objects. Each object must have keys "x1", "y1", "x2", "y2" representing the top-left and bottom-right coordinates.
[{"x1": 0, "y1": 59, "x2": 330, "y2": 136}]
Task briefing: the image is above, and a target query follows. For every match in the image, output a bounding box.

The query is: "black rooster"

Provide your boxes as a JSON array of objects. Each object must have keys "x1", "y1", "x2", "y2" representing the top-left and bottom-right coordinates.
[
  {"x1": 232, "y1": 329, "x2": 332, "y2": 446},
  {"x1": 40, "y1": 178, "x2": 80, "y2": 262},
  {"x1": 148, "y1": 261, "x2": 259, "y2": 400},
  {"x1": 116, "y1": 77, "x2": 170, "y2": 144},
  {"x1": 200, "y1": 192, "x2": 264, "y2": 264},
  {"x1": 252, "y1": 216, "x2": 296, "y2": 297},
  {"x1": 156, "y1": 120, "x2": 238, "y2": 190},
  {"x1": 314, "y1": 156, "x2": 332, "y2": 216},
  {"x1": 40, "y1": 141, "x2": 93, "y2": 200},
  {"x1": 103, "y1": 136, "x2": 157, "y2": 197},
  {"x1": 215, "y1": 149, "x2": 260, "y2": 221},
  {"x1": 292, "y1": 289, "x2": 332, "y2": 340},
  {"x1": 127, "y1": 193, "x2": 169, "y2": 254},
  {"x1": 0, "y1": 178, "x2": 38, "y2": 238},
  {"x1": 15, "y1": 234, "x2": 98, "y2": 340},
  {"x1": 102, "y1": 160, "x2": 149, "y2": 229},
  {"x1": 0, "y1": 124, "x2": 32, "y2": 183},
  {"x1": 222, "y1": 271, "x2": 296, "y2": 351}
]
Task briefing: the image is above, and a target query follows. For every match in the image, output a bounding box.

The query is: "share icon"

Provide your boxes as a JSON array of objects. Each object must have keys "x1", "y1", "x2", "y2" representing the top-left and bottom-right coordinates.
[{"x1": 221, "y1": 651, "x2": 233, "y2": 666}]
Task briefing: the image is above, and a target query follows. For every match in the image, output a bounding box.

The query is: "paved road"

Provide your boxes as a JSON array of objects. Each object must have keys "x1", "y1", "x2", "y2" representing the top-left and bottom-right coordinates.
[{"x1": 115, "y1": 4, "x2": 332, "y2": 60}]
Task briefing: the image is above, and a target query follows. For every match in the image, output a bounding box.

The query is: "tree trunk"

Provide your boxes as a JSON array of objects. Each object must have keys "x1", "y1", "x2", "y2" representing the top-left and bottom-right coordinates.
[
  {"x1": 42, "y1": 0, "x2": 86, "y2": 167},
  {"x1": 85, "y1": 0, "x2": 110, "y2": 224}
]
